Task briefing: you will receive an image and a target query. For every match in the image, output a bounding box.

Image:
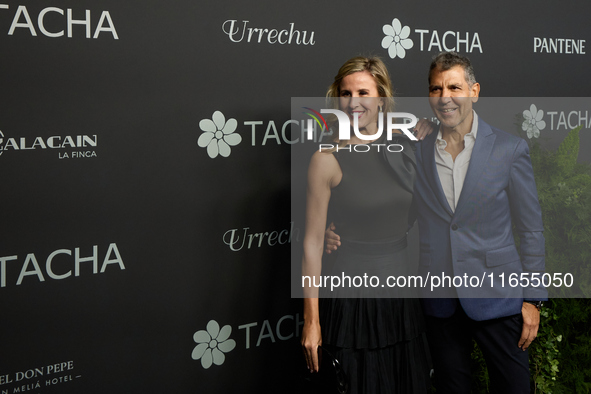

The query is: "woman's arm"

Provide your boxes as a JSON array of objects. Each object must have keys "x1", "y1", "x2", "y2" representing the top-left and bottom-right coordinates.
[{"x1": 301, "y1": 151, "x2": 341, "y2": 372}]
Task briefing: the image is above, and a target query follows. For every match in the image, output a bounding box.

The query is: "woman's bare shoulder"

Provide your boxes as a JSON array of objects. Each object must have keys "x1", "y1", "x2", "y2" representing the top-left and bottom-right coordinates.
[
  {"x1": 308, "y1": 150, "x2": 341, "y2": 187},
  {"x1": 309, "y1": 149, "x2": 339, "y2": 170}
]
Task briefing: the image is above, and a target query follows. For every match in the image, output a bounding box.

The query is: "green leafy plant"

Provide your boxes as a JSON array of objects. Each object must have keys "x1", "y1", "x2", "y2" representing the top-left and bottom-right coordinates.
[
  {"x1": 530, "y1": 306, "x2": 561, "y2": 393},
  {"x1": 521, "y1": 125, "x2": 591, "y2": 393},
  {"x1": 547, "y1": 298, "x2": 591, "y2": 394},
  {"x1": 528, "y1": 125, "x2": 590, "y2": 295}
]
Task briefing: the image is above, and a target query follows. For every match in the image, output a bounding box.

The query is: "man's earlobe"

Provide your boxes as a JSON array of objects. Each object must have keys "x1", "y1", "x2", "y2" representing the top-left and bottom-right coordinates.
[{"x1": 471, "y1": 83, "x2": 481, "y2": 102}]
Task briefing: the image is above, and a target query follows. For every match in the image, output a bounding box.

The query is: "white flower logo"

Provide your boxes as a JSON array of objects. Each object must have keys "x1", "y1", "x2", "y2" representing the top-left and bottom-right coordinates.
[
  {"x1": 192, "y1": 320, "x2": 236, "y2": 369},
  {"x1": 198, "y1": 111, "x2": 241, "y2": 158},
  {"x1": 522, "y1": 104, "x2": 546, "y2": 139},
  {"x1": 382, "y1": 18, "x2": 414, "y2": 59}
]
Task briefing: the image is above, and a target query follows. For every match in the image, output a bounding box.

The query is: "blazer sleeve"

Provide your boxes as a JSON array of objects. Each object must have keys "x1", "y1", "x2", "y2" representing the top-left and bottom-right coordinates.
[{"x1": 507, "y1": 139, "x2": 548, "y2": 300}]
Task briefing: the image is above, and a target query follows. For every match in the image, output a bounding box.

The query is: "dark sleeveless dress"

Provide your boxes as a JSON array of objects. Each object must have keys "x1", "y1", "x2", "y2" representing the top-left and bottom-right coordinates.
[{"x1": 319, "y1": 136, "x2": 431, "y2": 393}]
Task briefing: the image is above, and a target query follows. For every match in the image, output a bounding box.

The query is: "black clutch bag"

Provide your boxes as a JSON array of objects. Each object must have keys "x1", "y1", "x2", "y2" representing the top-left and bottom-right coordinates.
[{"x1": 299, "y1": 346, "x2": 349, "y2": 394}]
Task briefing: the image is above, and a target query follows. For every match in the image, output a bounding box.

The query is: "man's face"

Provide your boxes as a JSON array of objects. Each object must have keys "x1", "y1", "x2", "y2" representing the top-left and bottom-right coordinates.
[{"x1": 428, "y1": 65, "x2": 480, "y2": 134}]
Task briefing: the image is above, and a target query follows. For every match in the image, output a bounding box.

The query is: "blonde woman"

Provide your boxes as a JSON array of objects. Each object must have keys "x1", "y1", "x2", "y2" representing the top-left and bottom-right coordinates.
[{"x1": 301, "y1": 56, "x2": 431, "y2": 393}]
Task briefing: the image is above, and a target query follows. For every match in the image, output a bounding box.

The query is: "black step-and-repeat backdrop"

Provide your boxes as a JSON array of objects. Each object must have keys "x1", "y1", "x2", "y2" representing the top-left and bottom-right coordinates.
[{"x1": 1, "y1": 1, "x2": 589, "y2": 392}]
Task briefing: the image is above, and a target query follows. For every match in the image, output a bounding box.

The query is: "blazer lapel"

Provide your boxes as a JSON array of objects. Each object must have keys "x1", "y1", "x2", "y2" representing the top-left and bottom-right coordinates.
[
  {"x1": 421, "y1": 129, "x2": 454, "y2": 217},
  {"x1": 454, "y1": 117, "x2": 496, "y2": 217}
]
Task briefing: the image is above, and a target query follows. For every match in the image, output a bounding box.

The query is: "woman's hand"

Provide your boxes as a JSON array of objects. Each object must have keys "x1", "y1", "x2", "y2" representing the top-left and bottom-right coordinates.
[
  {"x1": 414, "y1": 118, "x2": 437, "y2": 140},
  {"x1": 301, "y1": 320, "x2": 322, "y2": 372},
  {"x1": 324, "y1": 223, "x2": 341, "y2": 254}
]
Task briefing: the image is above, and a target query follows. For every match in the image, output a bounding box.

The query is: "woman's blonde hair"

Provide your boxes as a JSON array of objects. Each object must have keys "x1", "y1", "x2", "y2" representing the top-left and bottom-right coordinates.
[{"x1": 325, "y1": 56, "x2": 395, "y2": 145}]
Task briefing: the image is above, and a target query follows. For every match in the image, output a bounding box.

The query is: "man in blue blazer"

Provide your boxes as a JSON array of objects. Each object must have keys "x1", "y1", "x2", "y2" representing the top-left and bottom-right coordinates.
[
  {"x1": 413, "y1": 51, "x2": 547, "y2": 393},
  {"x1": 325, "y1": 52, "x2": 547, "y2": 393}
]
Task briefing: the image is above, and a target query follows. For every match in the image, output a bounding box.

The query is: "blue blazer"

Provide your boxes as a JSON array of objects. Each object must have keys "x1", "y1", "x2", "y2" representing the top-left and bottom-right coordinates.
[{"x1": 413, "y1": 116, "x2": 547, "y2": 321}]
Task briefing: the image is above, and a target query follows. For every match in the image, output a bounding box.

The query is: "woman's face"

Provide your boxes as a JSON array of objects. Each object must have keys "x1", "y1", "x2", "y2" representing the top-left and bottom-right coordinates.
[{"x1": 339, "y1": 71, "x2": 384, "y2": 135}]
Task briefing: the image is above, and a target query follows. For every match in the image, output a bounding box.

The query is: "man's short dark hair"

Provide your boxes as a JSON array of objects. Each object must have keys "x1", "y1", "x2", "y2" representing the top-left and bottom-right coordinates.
[{"x1": 429, "y1": 51, "x2": 477, "y2": 86}]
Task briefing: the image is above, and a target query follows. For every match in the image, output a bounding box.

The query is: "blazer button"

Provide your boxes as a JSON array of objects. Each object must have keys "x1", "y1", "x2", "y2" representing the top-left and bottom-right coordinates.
[{"x1": 451, "y1": 224, "x2": 458, "y2": 231}]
